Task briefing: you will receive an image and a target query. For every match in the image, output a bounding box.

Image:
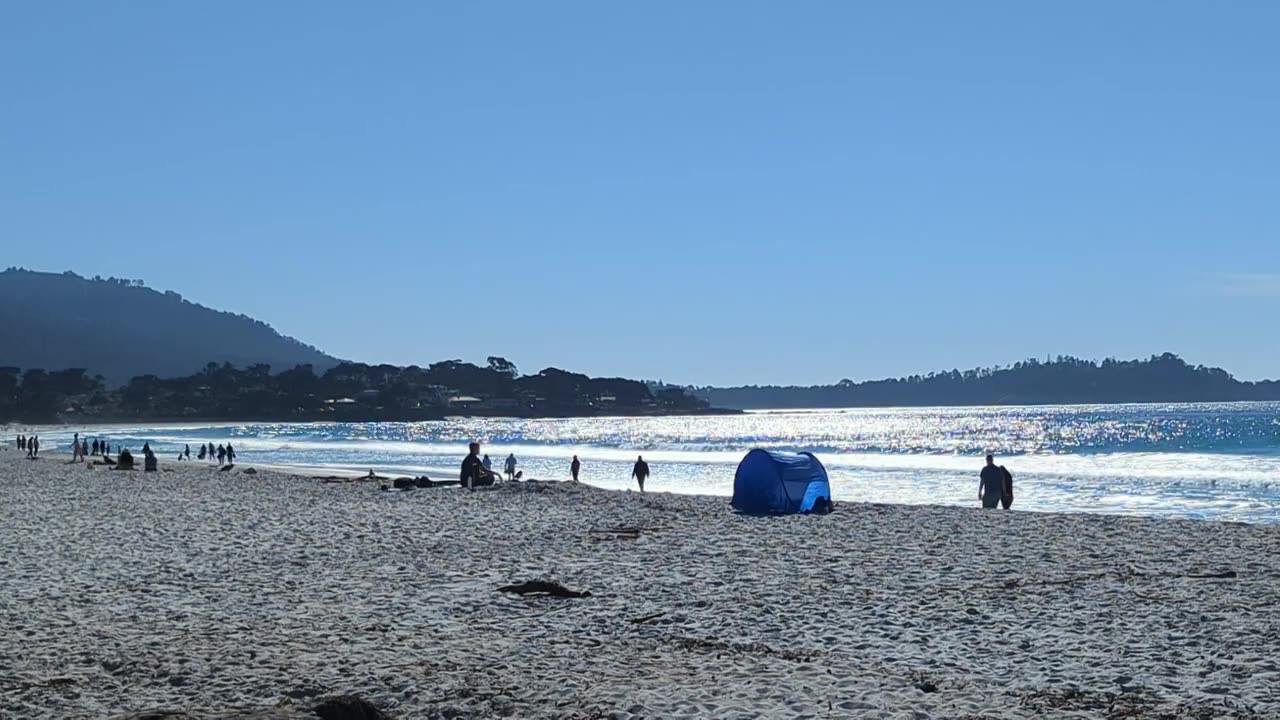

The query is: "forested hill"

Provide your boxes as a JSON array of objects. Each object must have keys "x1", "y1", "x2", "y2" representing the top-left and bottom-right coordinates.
[
  {"x1": 697, "y1": 354, "x2": 1280, "y2": 409},
  {"x1": 0, "y1": 269, "x2": 339, "y2": 384}
]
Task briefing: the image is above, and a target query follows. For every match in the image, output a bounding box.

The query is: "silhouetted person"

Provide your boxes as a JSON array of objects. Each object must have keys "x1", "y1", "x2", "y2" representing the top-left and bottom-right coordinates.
[
  {"x1": 217, "y1": 445, "x2": 226, "y2": 464},
  {"x1": 632, "y1": 456, "x2": 650, "y2": 492},
  {"x1": 461, "y1": 442, "x2": 498, "y2": 490},
  {"x1": 504, "y1": 453, "x2": 518, "y2": 481},
  {"x1": 142, "y1": 442, "x2": 151, "y2": 457},
  {"x1": 198, "y1": 444, "x2": 207, "y2": 460},
  {"x1": 143, "y1": 445, "x2": 157, "y2": 472},
  {"x1": 31, "y1": 436, "x2": 39, "y2": 458},
  {"x1": 81, "y1": 439, "x2": 89, "y2": 459},
  {"x1": 184, "y1": 444, "x2": 191, "y2": 461},
  {"x1": 483, "y1": 454, "x2": 493, "y2": 472},
  {"x1": 226, "y1": 443, "x2": 236, "y2": 464},
  {"x1": 207, "y1": 442, "x2": 216, "y2": 462},
  {"x1": 72, "y1": 433, "x2": 82, "y2": 462},
  {"x1": 91, "y1": 439, "x2": 99, "y2": 455},
  {"x1": 979, "y1": 454, "x2": 1004, "y2": 509},
  {"x1": 116, "y1": 448, "x2": 135, "y2": 470},
  {"x1": 1000, "y1": 465, "x2": 1014, "y2": 510},
  {"x1": 571, "y1": 455, "x2": 581, "y2": 482}
]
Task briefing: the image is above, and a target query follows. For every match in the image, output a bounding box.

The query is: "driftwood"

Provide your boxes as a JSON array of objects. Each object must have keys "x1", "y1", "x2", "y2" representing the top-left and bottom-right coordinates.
[
  {"x1": 109, "y1": 693, "x2": 388, "y2": 719},
  {"x1": 497, "y1": 580, "x2": 591, "y2": 598},
  {"x1": 629, "y1": 611, "x2": 666, "y2": 624},
  {"x1": 953, "y1": 567, "x2": 1240, "y2": 594},
  {"x1": 588, "y1": 526, "x2": 664, "y2": 541}
]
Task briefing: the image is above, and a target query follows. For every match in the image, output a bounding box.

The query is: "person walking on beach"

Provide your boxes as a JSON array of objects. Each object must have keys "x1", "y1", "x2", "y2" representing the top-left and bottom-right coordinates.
[
  {"x1": 1000, "y1": 465, "x2": 1014, "y2": 509},
  {"x1": 184, "y1": 444, "x2": 191, "y2": 461},
  {"x1": 979, "y1": 454, "x2": 1005, "y2": 509},
  {"x1": 217, "y1": 445, "x2": 226, "y2": 465},
  {"x1": 632, "y1": 455, "x2": 650, "y2": 492},
  {"x1": 504, "y1": 453, "x2": 518, "y2": 481},
  {"x1": 207, "y1": 442, "x2": 216, "y2": 462},
  {"x1": 91, "y1": 439, "x2": 99, "y2": 456},
  {"x1": 571, "y1": 455, "x2": 581, "y2": 482},
  {"x1": 461, "y1": 442, "x2": 498, "y2": 490},
  {"x1": 226, "y1": 443, "x2": 236, "y2": 465},
  {"x1": 72, "y1": 433, "x2": 82, "y2": 462}
]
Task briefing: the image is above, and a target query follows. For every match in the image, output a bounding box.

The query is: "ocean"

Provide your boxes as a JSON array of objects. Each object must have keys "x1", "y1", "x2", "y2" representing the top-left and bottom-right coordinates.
[{"x1": 37, "y1": 402, "x2": 1280, "y2": 523}]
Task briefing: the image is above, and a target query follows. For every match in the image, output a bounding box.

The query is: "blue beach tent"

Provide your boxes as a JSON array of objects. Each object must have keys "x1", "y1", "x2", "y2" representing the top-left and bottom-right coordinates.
[{"x1": 731, "y1": 449, "x2": 831, "y2": 515}]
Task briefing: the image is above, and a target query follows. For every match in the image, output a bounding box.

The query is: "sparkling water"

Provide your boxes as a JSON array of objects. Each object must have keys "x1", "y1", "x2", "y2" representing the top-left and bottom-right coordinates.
[{"x1": 41, "y1": 402, "x2": 1280, "y2": 522}]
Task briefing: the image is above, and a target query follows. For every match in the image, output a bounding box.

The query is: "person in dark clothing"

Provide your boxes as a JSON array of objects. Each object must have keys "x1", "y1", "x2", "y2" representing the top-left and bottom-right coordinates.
[
  {"x1": 226, "y1": 443, "x2": 236, "y2": 464},
  {"x1": 198, "y1": 444, "x2": 206, "y2": 460},
  {"x1": 460, "y1": 442, "x2": 497, "y2": 490},
  {"x1": 31, "y1": 436, "x2": 38, "y2": 458},
  {"x1": 217, "y1": 445, "x2": 226, "y2": 464},
  {"x1": 571, "y1": 455, "x2": 581, "y2": 482},
  {"x1": 1000, "y1": 465, "x2": 1014, "y2": 509},
  {"x1": 184, "y1": 444, "x2": 191, "y2": 461},
  {"x1": 979, "y1": 454, "x2": 1004, "y2": 509},
  {"x1": 92, "y1": 439, "x2": 99, "y2": 455},
  {"x1": 632, "y1": 456, "x2": 650, "y2": 492}
]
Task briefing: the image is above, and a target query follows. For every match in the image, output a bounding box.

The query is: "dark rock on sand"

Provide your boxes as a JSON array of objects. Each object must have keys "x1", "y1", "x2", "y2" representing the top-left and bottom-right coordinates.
[{"x1": 311, "y1": 695, "x2": 389, "y2": 720}]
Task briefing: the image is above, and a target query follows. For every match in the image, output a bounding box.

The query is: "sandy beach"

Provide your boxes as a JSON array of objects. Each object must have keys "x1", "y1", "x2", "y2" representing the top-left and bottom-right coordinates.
[{"x1": 1, "y1": 445, "x2": 1278, "y2": 719}]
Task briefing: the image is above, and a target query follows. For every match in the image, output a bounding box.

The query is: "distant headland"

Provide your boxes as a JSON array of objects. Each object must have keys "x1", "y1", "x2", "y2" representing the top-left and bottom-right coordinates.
[{"x1": 695, "y1": 353, "x2": 1280, "y2": 409}]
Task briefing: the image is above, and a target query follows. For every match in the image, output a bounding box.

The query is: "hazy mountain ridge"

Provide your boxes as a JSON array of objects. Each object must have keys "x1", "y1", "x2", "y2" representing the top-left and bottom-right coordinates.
[
  {"x1": 0, "y1": 269, "x2": 339, "y2": 384},
  {"x1": 697, "y1": 353, "x2": 1280, "y2": 409}
]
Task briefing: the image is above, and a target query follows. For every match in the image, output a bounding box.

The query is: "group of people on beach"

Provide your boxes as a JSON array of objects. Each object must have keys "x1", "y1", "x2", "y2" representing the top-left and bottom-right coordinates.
[
  {"x1": 12, "y1": 433, "x2": 243, "y2": 470},
  {"x1": 461, "y1": 444, "x2": 652, "y2": 491},
  {"x1": 192, "y1": 442, "x2": 236, "y2": 465},
  {"x1": 16, "y1": 434, "x2": 40, "y2": 458}
]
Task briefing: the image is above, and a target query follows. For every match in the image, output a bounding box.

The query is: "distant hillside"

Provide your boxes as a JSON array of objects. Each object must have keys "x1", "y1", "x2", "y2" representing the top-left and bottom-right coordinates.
[
  {"x1": 697, "y1": 354, "x2": 1280, "y2": 409},
  {"x1": 0, "y1": 269, "x2": 339, "y2": 384}
]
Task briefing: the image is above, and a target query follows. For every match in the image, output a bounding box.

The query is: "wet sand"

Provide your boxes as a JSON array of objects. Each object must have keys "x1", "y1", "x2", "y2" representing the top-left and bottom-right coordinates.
[{"x1": 1, "y1": 446, "x2": 1277, "y2": 718}]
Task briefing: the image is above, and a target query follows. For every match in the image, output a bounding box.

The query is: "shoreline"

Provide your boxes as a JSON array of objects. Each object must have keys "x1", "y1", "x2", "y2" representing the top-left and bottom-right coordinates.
[
  {"x1": 2, "y1": 447, "x2": 1278, "y2": 718},
  {"x1": 9, "y1": 420, "x2": 1280, "y2": 526}
]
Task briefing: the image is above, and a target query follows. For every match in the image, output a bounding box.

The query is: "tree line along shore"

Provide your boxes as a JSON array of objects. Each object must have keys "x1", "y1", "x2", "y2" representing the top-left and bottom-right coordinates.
[{"x1": 0, "y1": 357, "x2": 727, "y2": 425}]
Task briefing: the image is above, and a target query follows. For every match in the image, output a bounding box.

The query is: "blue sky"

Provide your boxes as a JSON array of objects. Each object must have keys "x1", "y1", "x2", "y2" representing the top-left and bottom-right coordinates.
[{"x1": 3, "y1": 2, "x2": 1277, "y2": 385}]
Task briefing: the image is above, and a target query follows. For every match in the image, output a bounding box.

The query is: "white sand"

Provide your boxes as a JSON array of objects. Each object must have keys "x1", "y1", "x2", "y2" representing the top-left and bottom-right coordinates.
[{"x1": 1, "y1": 445, "x2": 1277, "y2": 719}]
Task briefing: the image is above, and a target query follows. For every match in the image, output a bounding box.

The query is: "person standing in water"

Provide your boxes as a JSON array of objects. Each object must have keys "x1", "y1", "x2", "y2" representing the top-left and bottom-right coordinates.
[
  {"x1": 226, "y1": 443, "x2": 236, "y2": 465},
  {"x1": 632, "y1": 455, "x2": 650, "y2": 492},
  {"x1": 979, "y1": 454, "x2": 1005, "y2": 509},
  {"x1": 504, "y1": 453, "x2": 518, "y2": 481},
  {"x1": 482, "y1": 454, "x2": 493, "y2": 473},
  {"x1": 570, "y1": 455, "x2": 581, "y2": 482}
]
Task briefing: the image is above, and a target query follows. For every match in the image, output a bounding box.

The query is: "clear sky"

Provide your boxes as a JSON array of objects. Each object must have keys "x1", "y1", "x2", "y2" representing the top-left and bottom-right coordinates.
[{"x1": 3, "y1": 2, "x2": 1277, "y2": 385}]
